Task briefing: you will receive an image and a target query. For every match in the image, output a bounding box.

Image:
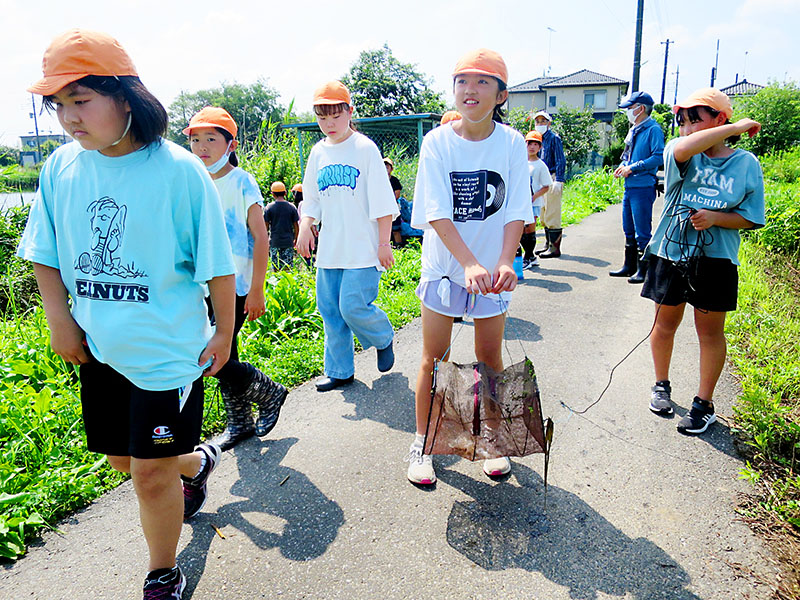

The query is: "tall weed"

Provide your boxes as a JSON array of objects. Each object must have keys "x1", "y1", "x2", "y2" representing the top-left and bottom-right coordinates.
[{"x1": 562, "y1": 167, "x2": 623, "y2": 225}]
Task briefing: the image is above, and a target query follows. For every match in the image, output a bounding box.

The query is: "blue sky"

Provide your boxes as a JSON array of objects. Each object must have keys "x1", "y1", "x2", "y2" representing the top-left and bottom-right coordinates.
[{"x1": 2, "y1": 0, "x2": 798, "y2": 147}]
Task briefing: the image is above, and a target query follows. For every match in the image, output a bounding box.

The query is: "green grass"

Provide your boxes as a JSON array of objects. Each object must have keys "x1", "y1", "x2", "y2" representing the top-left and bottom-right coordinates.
[{"x1": 562, "y1": 167, "x2": 624, "y2": 225}]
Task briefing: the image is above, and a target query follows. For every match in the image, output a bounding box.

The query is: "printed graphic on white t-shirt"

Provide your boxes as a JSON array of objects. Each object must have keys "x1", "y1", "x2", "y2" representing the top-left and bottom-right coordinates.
[{"x1": 450, "y1": 170, "x2": 505, "y2": 222}]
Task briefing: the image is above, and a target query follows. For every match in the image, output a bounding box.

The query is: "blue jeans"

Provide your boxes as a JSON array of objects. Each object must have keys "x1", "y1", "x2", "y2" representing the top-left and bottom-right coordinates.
[
  {"x1": 622, "y1": 185, "x2": 657, "y2": 250},
  {"x1": 316, "y1": 267, "x2": 394, "y2": 379}
]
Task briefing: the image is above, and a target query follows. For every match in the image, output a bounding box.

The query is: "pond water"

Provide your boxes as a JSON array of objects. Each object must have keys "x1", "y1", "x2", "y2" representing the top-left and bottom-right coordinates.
[{"x1": 0, "y1": 191, "x2": 35, "y2": 211}]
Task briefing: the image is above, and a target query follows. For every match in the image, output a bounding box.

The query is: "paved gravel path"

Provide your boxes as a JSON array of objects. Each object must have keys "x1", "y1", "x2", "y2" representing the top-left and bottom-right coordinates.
[{"x1": 0, "y1": 203, "x2": 781, "y2": 599}]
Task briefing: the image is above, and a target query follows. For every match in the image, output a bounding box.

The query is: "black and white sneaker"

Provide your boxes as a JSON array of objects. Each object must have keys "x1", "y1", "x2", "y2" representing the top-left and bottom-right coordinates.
[
  {"x1": 143, "y1": 566, "x2": 186, "y2": 599},
  {"x1": 649, "y1": 380, "x2": 673, "y2": 415},
  {"x1": 677, "y1": 397, "x2": 716, "y2": 435},
  {"x1": 182, "y1": 442, "x2": 221, "y2": 519}
]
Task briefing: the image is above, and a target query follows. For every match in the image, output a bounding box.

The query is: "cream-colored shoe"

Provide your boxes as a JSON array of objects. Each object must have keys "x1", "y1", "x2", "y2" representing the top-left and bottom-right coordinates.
[
  {"x1": 483, "y1": 456, "x2": 512, "y2": 477},
  {"x1": 406, "y1": 443, "x2": 436, "y2": 485}
]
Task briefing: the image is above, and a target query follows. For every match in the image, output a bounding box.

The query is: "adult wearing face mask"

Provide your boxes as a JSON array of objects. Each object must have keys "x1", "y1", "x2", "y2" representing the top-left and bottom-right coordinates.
[
  {"x1": 610, "y1": 91, "x2": 665, "y2": 283},
  {"x1": 532, "y1": 111, "x2": 566, "y2": 258}
]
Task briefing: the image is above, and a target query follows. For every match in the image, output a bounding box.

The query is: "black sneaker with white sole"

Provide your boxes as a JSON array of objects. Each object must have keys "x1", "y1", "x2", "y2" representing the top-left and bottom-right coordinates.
[
  {"x1": 182, "y1": 442, "x2": 221, "y2": 519},
  {"x1": 677, "y1": 397, "x2": 716, "y2": 435},
  {"x1": 143, "y1": 565, "x2": 186, "y2": 599},
  {"x1": 649, "y1": 380, "x2": 673, "y2": 415}
]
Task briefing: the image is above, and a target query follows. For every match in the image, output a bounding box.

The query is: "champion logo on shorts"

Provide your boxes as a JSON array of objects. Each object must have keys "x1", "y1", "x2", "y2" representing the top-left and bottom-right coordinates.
[{"x1": 152, "y1": 425, "x2": 174, "y2": 445}]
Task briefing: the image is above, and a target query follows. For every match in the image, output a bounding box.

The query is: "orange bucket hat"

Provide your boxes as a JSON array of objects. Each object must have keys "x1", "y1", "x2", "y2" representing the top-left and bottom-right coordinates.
[
  {"x1": 182, "y1": 107, "x2": 238, "y2": 139},
  {"x1": 525, "y1": 131, "x2": 543, "y2": 143},
  {"x1": 270, "y1": 181, "x2": 287, "y2": 193},
  {"x1": 28, "y1": 29, "x2": 138, "y2": 96},
  {"x1": 452, "y1": 49, "x2": 508, "y2": 86},
  {"x1": 313, "y1": 81, "x2": 351, "y2": 106},
  {"x1": 440, "y1": 110, "x2": 462, "y2": 125},
  {"x1": 672, "y1": 88, "x2": 733, "y2": 121}
]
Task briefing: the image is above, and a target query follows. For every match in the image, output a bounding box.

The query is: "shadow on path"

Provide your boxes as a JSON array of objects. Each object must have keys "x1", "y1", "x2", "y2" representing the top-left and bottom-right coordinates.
[
  {"x1": 178, "y1": 437, "x2": 344, "y2": 598},
  {"x1": 340, "y1": 373, "x2": 416, "y2": 434},
  {"x1": 439, "y1": 462, "x2": 702, "y2": 600}
]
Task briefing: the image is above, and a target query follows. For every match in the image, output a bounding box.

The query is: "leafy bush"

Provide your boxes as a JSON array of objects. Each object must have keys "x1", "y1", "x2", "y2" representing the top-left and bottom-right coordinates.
[
  {"x1": 238, "y1": 121, "x2": 302, "y2": 198},
  {"x1": 733, "y1": 81, "x2": 800, "y2": 156},
  {"x1": 760, "y1": 146, "x2": 800, "y2": 184},
  {"x1": 562, "y1": 167, "x2": 623, "y2": 225},
  {"x1": 0, "y1": 205, "x2": 38, "y2": 316},
  {"x1": 1, "y1": 165, "x2": 39, "y2": 193}
]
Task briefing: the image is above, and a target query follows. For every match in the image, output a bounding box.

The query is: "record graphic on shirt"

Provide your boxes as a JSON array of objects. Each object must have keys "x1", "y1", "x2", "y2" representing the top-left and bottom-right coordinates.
[{"x1": 450, "y1": 170, "x2": 506, "y2": 222}]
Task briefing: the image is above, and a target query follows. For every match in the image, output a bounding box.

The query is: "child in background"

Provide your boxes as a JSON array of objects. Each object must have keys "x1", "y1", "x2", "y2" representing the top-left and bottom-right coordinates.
[
  {"x1": 186, "y1": 107, "x2": 287, "y2": 451},
  {"x1": 642, "y1": 88, "x2": 763, "y2": 435},
  {"x1": 291, "y1": 183, "x2": 304, "y2": 215},
  {"x1": 264, "y1": 181, "x2": 300, "y2": 270},
  {"x1": 19, "y1": 30, "x2": 235, "y2": 599},
  {"x1": 521, "y1": 130, "x2": 552, "y2": 268},
  {"x1": 408, "y1": 49, "x2": 532, "y2": 485},
  {"x1": 296, "y1": 81, "x2": 399, "y2": 392}
]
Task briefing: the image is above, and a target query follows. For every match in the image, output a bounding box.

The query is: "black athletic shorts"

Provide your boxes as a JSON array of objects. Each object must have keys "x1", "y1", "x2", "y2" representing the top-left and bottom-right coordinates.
[
  {"x1": 79, "y1": 353, "x2": 204, "y2": 459},
  {"x1": 641, "y1": 255, "x2": 738, "y2": 312}
]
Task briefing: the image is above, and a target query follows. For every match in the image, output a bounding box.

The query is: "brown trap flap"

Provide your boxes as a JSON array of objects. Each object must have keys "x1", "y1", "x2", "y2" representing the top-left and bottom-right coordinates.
[{"x1": 423, "y1": 358, "x2": 547, "y2": 461}]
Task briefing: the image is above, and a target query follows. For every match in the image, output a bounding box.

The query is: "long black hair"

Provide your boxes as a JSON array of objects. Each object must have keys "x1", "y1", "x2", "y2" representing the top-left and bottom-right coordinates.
[{"x1": 43, "y1": 75, "x2": 168, "y2": 147}]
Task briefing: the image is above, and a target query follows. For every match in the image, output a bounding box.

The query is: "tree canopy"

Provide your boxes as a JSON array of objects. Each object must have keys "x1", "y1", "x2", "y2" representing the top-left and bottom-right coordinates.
[
  {"x1": 733, "y1": 81, "x2": 800, "y2": 156},
  {"x1": 166, "y1": 80, "x2": 284, "y2": 147},
  {"x1": 341, "y1": 44, "x2": 445, "y2": 117}
]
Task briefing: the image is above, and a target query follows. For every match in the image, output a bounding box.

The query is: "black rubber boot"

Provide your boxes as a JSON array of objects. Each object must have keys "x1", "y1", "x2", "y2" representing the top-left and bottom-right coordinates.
[
  {"x1": 539, "y1": 229, "x2": 562, "y2": 258},
  {"x1": 628, "y1": 251, "x2": 648, "y2": 284},
  {"x1": 236, "y1": 366, "x2": 287, "y2": 437},
  {"x1": 535, "y1": 228, "x2": 551, "y2": 255},
  {"x1": 210, "y1": 380, "x2": 255, "y2": 451},
  {"x1": 609, "y1": 242, "x2": 638, "y2": 277}
]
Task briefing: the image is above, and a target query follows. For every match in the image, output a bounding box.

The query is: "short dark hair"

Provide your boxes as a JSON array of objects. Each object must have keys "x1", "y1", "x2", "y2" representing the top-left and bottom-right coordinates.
[
  {"x1": 314, "y1": 103, "x2": 357, "y2": 131},
  {"x1": 214, "y1": 127, "x2": 239, "y2": 167},
  {"x1": 43, "y1": 75, "x2": 168, "y2": 147},
  {"x1": 675, "y1": 106, "x2": 740, "y2": 144}
]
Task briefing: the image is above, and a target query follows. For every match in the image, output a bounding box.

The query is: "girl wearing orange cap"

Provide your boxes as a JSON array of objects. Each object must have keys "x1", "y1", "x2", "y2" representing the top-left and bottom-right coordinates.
[
  {"x1": 18, "y1": 29, "x2": 237, "y2": 598},
  {"x1": 296, "y1": 81, "x2": 399, "y2": 392},
  {"x1": 185, "y1": 107, "x2": 287, "y2": 452},
  {"x1": 407, "y1": 49, "x2": 533, "y2": 485},
  {"x1": 642, "y1": 88, "x2": 763, "y2": 436}
]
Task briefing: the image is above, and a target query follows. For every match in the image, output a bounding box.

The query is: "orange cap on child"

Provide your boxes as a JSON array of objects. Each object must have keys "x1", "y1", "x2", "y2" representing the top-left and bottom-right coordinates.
[
  {"x1": 313, "y1": 81, "x2": 351, "y2": 106},
  {"x1": 672, "y1": 88, "x2": 733, "y2": 121},
  {"x1": 440, "y1": 111, "x2": 462, "y2": 125},
  {"x1": 270, "y1": 181, "x2": 287, "y2": 193},
  {"x1": 28, "y1": 29, "x2": 138, "y2": 96},
  {"x1": 183, "y1": 107, "x2": 238, "y2": 139},
  {"x1": 452, "y1": 49, "x2": 508, "y2": 86},
  {"x1": 525, "y1": 131, "x2": 543, "y2": 143}
]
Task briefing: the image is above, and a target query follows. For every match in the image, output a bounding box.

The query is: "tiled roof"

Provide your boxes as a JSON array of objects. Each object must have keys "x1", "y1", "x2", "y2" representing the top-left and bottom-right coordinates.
[
  {"x1": 719, "y1": 80, "x2": 764, "y2": 96},
  {"x1": 508, "y1": 76, "x2": 558, "y2": 93},
  {"x1": 542, "y1": 69, "x2": 628, "y2": 87}
]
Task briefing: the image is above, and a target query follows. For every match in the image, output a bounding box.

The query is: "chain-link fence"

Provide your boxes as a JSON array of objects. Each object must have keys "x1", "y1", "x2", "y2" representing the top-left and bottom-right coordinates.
[{"x1": 283, "y1": 113, "x2": 442, "y2": 176}]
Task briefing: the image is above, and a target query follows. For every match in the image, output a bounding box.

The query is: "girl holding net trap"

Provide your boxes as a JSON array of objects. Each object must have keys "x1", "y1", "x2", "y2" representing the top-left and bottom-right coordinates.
[
  {"x1": 642, "y1": 88, "x2": 764, "y2": 435},
  {"x1": 407, "y1": 49, "x2": 533, "y2": 485}
]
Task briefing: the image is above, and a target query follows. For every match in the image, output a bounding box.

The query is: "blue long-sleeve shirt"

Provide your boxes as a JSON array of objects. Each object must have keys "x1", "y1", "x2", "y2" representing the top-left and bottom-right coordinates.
[
  {"x1": 540, "y1": 129, "x2": 566, "y2": 183},
  {"x1": 621, "y1": 117, "x2": 664, "y2": 188}
]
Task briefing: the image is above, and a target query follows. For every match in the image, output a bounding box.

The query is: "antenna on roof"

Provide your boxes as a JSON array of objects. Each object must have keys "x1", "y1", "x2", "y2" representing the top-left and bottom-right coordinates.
[{"x1": 546, "y1": 27, "x2": 556, "y2": 76}]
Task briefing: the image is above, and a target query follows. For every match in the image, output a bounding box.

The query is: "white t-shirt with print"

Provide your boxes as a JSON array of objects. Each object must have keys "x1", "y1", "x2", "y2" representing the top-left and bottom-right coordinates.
[
  {"x1": 213, "y1": 167, "x2": 263, "y2": 296},
  {"x1": 17, "y1": 140, "x2": 235, "y2": 391},
  {"x1": 301, "y1": 131, "x2": 399, "y2": 270},
  {"x1": 411, "y1": 122, "x2": 532, "y2": 299},
  {"x1": 528, "y1": 158, "x2": 553, "y2": 208}
]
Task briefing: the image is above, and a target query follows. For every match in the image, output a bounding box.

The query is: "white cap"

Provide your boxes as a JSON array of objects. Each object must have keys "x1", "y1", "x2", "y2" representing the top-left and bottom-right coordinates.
[{"x1": 533, "y1": 110, "x2": 552, "y2": 122}]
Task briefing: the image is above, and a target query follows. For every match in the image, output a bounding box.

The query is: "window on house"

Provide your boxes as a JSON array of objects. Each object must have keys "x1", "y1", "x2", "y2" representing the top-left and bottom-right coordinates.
[
  {"x1": 548, "y1": 96, "x2": 556, "y2": 107},
  {"x1": 584, "y1": 90, "x2": 607, "y2": 109}
]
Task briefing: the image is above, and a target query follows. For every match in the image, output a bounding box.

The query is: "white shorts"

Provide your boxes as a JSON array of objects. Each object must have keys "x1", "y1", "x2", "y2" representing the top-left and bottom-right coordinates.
[{"x1": 416, "y1": 278, "x2": 508, "y2": 319}]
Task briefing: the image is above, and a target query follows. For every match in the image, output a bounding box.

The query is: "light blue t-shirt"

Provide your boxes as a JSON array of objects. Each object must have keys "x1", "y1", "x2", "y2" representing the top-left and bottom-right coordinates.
[
  {"x1": 18, "y1": 140, "x2": 235, "y2": 391},
  {"x1": 213, "y1": 167, "x2": 263, "y2": 296},
  {"x1": 647, "y1": 137, "x2": 764, "y2": 266}
]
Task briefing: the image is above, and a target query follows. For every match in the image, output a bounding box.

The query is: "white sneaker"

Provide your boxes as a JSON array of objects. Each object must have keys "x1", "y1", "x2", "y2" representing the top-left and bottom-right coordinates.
[
  {"x1": 527, "y1": 255, "x2": 540, "y2": 268},
  {"x1": 406, "y1": 442, "x2": 436, "y2": 485},
  {"x1": 483, "y1": 456, "x2": 512, "y2": 477}
]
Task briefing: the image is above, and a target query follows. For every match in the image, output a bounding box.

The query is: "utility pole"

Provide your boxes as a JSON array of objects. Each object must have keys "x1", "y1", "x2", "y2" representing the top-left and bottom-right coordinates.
[
  {"x1": 671, "y1": 65, "x2": 680, "y2": 136},
  {"x1": 710, "y1": 39, "x2": 720, "y2": 87},
  {"x1": 30, "y1": 94, "x2": 42, "y2": 163},
  {"x1": 631, "y1": 0, "x2": 645, "y2": 92},
  {"x1": 660, "y1": 39, "x2": 672, "y2": 104}
]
